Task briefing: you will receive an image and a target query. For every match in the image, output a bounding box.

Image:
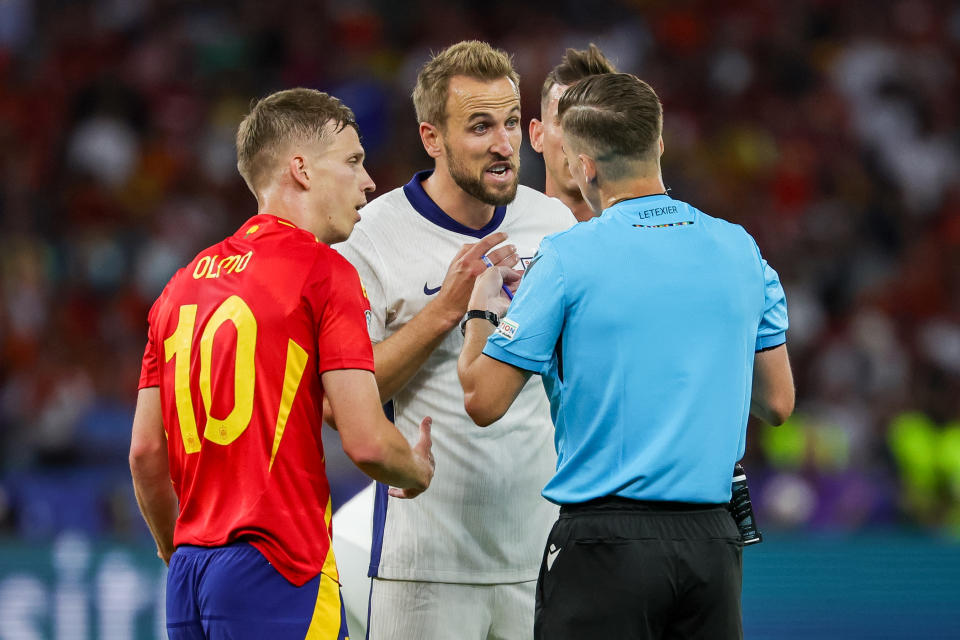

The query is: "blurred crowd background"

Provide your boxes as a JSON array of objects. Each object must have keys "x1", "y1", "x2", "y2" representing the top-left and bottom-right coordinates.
[{"x1": 0, "y1": 0, "x2": 959, "y2": 549}]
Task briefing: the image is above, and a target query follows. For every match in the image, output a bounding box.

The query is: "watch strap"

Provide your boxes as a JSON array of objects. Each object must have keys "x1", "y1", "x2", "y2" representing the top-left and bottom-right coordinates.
[{"x1": 460, "y1": 310, "x2": 499, "y2": 336}]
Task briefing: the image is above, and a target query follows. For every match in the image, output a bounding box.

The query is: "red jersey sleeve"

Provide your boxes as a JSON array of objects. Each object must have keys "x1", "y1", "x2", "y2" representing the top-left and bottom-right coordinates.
[
  {"x1": 309, "y1": 249, "x2": 375, "y2": 374},
  {"x1": 138, "y1": 298, "x2": 161, "y2": 389}
]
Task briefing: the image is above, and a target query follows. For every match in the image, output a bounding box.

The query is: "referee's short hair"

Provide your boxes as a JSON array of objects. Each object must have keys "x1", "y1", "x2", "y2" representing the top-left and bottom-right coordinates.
[{"x1": 558, "y1": 73, "x2": 663, "y2": 174}]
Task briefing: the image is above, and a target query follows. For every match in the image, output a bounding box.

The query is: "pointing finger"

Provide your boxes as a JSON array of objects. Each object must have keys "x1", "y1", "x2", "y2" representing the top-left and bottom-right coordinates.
[{"x1": 463, "y1": 232, "x2": 509, "y2": 261}]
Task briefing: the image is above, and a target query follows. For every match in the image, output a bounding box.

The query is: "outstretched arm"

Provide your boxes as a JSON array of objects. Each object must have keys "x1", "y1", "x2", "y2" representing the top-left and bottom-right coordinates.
[
  {"x1": 458, "y1": 267, "x2": 530, "y2": 426},
  {"x1": 324, "y1": 368, "x2": 435, "y2": 498},
  {"x1": 129, "y1": 387, "x2": 178, "y2": 564},
  {"x1": 373, "y1": 232, "x2": 517, "y2": 402}
]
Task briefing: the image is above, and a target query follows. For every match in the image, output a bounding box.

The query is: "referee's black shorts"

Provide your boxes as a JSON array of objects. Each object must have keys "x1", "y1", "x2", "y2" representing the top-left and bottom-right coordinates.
[{"x1": 534, "y1": 497, "x2": 743, "y2": 640}]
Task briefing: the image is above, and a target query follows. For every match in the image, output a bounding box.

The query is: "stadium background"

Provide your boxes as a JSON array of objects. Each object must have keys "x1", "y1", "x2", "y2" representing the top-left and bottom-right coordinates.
[{"x1": 0, "y1": 0, "x2": 958, "y2": 637}]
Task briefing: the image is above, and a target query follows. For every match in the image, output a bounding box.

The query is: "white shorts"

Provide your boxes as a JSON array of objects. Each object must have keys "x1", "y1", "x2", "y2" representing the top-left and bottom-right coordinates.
[{"x1": 368, "y1": 578, "x2": 536, "y2": 640}]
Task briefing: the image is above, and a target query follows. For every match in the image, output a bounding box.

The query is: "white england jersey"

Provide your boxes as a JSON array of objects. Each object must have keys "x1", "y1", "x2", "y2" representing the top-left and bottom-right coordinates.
[{"x1": 335, "y1": 171, "x2": 575, "y2": 583}]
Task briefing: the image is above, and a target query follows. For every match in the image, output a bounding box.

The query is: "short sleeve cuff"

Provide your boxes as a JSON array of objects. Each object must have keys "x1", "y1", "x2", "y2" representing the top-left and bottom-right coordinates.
[
  {"x1": 482, "y1": 342, "x2": 544, "y2": 374},
  {"x1": 138, "y1": 368, "x2": 159, "y2": 389},
  {"x1": 756, "y1": 332, "x2": 786, "y2": 352},
  {"x1": 317, "y1": 357, "x2": 376, "y2": 375}
]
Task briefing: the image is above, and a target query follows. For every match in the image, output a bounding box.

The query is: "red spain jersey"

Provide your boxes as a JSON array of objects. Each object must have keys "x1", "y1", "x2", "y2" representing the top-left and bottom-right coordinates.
[{"x1": 138, "y1": 214, "x2": 374, "y2": 586}]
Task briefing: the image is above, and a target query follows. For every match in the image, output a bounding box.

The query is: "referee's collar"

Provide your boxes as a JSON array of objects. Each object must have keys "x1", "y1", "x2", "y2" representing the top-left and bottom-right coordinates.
[
  {"x1": 402, "y1": 170, "x2": 507, "y2": 239},
  {"x1": 605, "y1": 193, "x2": 697, "y2": 228},
  {"x1": 604, "y1": 193, "x2": 673, "y2": 214}
]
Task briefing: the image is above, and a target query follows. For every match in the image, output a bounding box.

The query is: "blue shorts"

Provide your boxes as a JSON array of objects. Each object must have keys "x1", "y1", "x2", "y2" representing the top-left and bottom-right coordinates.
[{"x1": 167, "y1": 542, "x2": 349, "y2": 640}]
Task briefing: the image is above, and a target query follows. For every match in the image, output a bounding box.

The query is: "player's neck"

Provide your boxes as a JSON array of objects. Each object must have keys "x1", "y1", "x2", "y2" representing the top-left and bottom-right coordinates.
[
  {"x1": 566, "y1": 198, "x2": 597, "y2": 223},
  {"x1": 598, "y1": 173, "x2": 668, "y2": 212},
  {"x1": 257, "y1": 190, "x2": 318, "y2": 239},
  {"x1": 544, "y1": 177, "x2": 597, "y2": 223},
  {"x1": 422, "y1": 167, "x2": 496, "y2": 230}
]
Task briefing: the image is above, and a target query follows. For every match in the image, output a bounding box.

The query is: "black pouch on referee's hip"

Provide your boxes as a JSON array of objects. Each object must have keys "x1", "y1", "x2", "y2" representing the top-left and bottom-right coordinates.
[{"x1": 729, "y1": 463, "x2": 762, "y2": 545}]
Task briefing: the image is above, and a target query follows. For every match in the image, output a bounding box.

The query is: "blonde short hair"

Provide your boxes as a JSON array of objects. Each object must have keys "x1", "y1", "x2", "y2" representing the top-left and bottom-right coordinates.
[
  {"x1": 236, "y1": 88, "x2": 357, "y2": 193},
  {"x1": 412, "y1": 40, "x2": 519, "y2": 128}
]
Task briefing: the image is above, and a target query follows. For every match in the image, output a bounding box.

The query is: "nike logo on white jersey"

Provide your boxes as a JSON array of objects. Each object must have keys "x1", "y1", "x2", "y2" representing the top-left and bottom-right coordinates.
[{"x1": 546, "y1": 544, "x2": 561, "y2": 571}]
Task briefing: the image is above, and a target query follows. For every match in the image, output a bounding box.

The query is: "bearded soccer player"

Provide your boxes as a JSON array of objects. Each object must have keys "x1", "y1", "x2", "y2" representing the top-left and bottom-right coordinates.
[
  {"x1": 129, "y1": 88, "x2": 435, "y2": 640},
  {"x1": 335, "y1": 41, "x2": 575, "y2": 639},
  {"x1": 529, "y1": 44, "x2": 616, "y2": 222}
]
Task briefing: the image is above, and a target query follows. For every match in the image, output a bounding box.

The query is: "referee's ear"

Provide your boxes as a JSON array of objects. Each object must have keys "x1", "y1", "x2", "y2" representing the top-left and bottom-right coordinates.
[{"x1": 579, "y1": 153, "x2": 598, "y2": 184}]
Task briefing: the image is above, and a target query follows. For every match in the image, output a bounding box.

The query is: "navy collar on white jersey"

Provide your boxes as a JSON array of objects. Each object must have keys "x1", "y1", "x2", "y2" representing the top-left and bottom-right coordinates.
[{"x1": 402, "y1": 170, "x2": 507, "y2": 239}]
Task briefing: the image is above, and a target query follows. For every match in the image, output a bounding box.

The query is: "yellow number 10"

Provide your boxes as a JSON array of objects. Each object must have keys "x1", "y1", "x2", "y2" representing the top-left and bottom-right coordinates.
[{"x1": 162, "y1": 295, "x2": 308, "y2": 469}]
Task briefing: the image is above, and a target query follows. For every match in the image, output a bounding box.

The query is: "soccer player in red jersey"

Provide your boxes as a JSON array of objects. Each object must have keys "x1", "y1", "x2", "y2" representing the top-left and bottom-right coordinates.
[{"x1": 129, "y1": 88, "x2": 435, "y2": 640}]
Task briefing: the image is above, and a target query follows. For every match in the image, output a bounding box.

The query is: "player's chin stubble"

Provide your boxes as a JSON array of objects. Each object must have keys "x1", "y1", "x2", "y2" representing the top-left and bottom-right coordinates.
[{"x1": 447, "y1": 151, "x2": 519, "y2": 207}]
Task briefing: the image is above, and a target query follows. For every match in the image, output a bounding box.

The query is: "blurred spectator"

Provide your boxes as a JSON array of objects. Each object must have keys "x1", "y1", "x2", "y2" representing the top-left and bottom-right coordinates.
[{"x1": 0, "y1": 0, "x2": 958, "y2": 542}]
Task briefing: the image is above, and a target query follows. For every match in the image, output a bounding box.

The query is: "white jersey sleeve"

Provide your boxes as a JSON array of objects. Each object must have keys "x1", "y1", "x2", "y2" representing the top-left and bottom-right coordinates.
[{"x1": 334, "y1": 225, "x2": 390, "y2": 344}]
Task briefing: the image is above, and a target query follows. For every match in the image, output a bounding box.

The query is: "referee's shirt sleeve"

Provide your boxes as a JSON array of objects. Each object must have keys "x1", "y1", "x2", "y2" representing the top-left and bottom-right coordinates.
[
  {"x1": 483, "y1": 239, "x2": 564, "y2": 375},
  {"x1": 757, "y1": 257, "x2": 788, "y2": 351}
]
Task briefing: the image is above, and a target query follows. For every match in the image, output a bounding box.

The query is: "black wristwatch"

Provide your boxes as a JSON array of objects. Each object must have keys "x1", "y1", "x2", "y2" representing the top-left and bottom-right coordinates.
[{"x1": 460, "y1": 310, "x2": 499, "y2": 336}]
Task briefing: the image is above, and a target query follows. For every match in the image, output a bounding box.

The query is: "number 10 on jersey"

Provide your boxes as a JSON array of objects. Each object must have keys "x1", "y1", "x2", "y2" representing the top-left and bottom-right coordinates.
[{"x1": 162, "y1": 295, "x2": 308, "y2": 470}]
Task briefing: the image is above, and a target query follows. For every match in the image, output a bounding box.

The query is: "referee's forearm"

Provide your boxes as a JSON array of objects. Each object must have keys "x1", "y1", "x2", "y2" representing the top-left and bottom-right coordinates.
[
  {"x1": 457, "y1": 317, "x2": 494, "y2": 388},
  {"x1": 458, "y1": 319, "x2": 500, "y2": 426}
]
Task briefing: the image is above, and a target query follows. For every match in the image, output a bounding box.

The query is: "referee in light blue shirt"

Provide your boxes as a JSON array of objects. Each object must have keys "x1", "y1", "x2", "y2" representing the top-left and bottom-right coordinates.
[{"x1": 457, "y1": 73, "x2": 795, "y2": 640}]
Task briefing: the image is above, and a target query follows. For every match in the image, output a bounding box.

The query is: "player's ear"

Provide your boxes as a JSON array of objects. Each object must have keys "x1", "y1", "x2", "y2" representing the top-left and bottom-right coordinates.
[
  {"x1": 659, "y1": 136, "x2": 664, "y2": 158},
  {"x1": 419, "y1": 122, "x2": 443, "y2": 159},
  {"x1": 579, "y1": 154, "x2": 597, "y2": 184},
  {"x1": 529, "y1": 118, "x2": 544, "y2": 154},
  {"x1": 289, "y1": 154, "x2": 310, "y2": 190}
]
